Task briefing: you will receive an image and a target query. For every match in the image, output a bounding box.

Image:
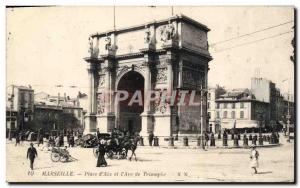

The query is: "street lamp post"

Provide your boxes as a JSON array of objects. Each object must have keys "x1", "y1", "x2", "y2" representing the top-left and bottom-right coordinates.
[
  {"x1": 199, "y1": 86, "x2": 208, "y2": 150},
  {"x1": 258, "y1": 112, "x2": 264, "y2": 145},
  {"x1": 21, "y1": 103, "x2": 29, "y2": 131},
  {"x1": 281, "y1": 77, "x2": 292, "y2": 141},
  {"x1": 286, "y1": 95, "x2": 291, "y2": 142}
]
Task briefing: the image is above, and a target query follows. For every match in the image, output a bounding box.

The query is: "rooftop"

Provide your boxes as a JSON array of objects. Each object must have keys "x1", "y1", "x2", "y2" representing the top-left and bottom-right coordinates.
[
  {"x1": 90, "y1": 14, "x2": 210, "y2": 38},
  {"x1": 8, "y1": 85, "x2": 33, "y2": 91}
]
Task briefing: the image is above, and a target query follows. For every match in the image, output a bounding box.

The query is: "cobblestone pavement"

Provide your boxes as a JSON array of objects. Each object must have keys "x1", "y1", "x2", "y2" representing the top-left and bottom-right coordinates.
[{"x1": 6, "y1": 134, "x2": 294, "y2": 183}]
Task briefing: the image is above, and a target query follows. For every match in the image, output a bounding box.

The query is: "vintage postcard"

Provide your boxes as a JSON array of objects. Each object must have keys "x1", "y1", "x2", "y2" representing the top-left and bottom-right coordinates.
[{"x1": 6, "y1": 6, "x2": 295, "y2": 183}]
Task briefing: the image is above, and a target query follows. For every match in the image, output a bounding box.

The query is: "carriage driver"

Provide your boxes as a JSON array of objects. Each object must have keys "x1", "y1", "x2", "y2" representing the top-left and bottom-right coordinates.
[
  {"x1": 61, "y1": 146, "x2": 70, "y2": 161},
  {"x1": 110, "y1": 133, "x2": 119, "y2": 148}
]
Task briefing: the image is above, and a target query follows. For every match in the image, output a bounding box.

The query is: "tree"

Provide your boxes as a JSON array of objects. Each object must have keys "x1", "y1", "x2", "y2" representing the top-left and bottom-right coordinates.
[
  {"x1": 29, "y1": 110, "x2": 81, "y2": 132},
  {"x1": 58, "y1": 112, "x2": 81, "y2": 130},
  {"x1": 215, "y1": 85, "x2": 226, "y2": 99}
]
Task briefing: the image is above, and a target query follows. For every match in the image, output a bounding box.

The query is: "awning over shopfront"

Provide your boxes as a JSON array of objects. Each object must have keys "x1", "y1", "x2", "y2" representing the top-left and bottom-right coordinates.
[{"x1": 221, "y1": 120, "x2": 258, "y2": 129}]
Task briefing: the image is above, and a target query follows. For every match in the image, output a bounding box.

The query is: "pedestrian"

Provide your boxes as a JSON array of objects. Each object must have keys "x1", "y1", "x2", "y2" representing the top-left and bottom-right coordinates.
[
  {"x1": 55, "y1": 136, "x2": 60, "y2": 147},
  {"x1": 27, "y1": 143, "x2": 38, "y2": 170},
  {"x1": 49, "y1": 136, "x2": 55, "y2": 147},
  {"x1": 96, "y1": 139, "x2": 107, "y2": 167},
  {"x1": 249, "y1": 144, "x2": 259, "y2": 174},
  {"x1": 59, "y1": 134, "x2": 64, "y2": 147},
  {"x1": 15, "y1": 132, "x2": 20, "y2": 146},
  {"x1": 148, "y1": 132, "x2": 154, "y2": 146},
  {"x1": 96, "y1": 128, "x2": 101, "y2": 140},
  {"x1": 67, "y1": 133, "x2": 70, "y2": 147},
  {"x1": 204, "y1": 132, "x2": 209, "y2": 148},
  {"x1": 69, "y1": 135, "x2": 75, "y2": 147},
  {"x1": 38, "y1": 133, "x2": 44, "y2": 147}
]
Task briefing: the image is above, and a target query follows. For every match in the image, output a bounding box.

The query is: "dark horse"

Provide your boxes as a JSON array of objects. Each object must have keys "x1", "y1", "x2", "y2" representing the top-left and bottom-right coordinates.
[{"x1": 121, "y1": 136, "x2": 140, "y2": 161}]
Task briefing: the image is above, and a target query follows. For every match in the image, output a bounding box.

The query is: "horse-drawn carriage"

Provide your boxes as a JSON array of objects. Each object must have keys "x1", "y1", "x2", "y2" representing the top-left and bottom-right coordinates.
[
  {"x1": 50, "y1": 147, "x2": 77, "y2": 162},
  {"x1": 92, "y1": 134, "x2": 140, "y2": 161},
  {"x1": 75, "y1": 133, "x2": 111, "y2": 148},
  {"x1": 92, "y1": 139, "x2": 127, "y2": 159}
]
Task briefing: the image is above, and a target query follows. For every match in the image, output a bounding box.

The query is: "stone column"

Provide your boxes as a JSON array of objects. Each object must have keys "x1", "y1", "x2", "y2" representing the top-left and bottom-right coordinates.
[
  {"x1": 97, "y1": 60, "x2": 115, "y2": 133},
  {"x1": 144, "y1": 62, "x2": 151, "y2": 112},
  {"x1": 104, "y1": 66, "x2": 111, "y2": 114},
  {"x1": 84, "y1": 62, "x2": 97, "y2": 134},
  {"x1": 166, "y1": 59, "x2": 173, "y2": 113},
  {"x1": 141, "y1": 61, "x2": 152, "y2": 137},
  {"x1": 153, "y1": 58, "x2": 174, "y2": 138},
  {"x1": 87, "y1": 66, "x2": 93, "y2": 114}
]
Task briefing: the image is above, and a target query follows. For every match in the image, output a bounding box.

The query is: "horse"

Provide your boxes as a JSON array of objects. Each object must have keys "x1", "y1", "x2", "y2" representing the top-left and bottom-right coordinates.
[{"x1": 121, "y1": 136, "x2": 140, "y2": 161}]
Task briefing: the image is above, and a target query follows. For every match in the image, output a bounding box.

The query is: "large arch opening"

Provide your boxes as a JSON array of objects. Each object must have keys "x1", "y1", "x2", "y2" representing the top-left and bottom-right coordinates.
[{"x1": 116, "y1": 71, "x2": 144, "y2": 135}]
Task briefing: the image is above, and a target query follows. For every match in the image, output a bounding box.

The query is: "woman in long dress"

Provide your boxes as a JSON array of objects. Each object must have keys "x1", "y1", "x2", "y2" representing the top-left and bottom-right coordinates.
[
  {"x1": 96, "y1": 139, "x2": 107, "y2": 167},
  {"x1": 249, "y1": 144, "x2": 259, "y2": 174}
]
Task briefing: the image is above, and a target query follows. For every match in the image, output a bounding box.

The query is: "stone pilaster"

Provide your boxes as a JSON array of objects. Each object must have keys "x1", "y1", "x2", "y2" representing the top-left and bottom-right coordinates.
[
  {"x1": 97, "y1": 58, "x2": 116, "y2": 133},
  {"x1": 84, "y1": 60, "x2": 99, "y2": 134},
  {"x1": 153, "y1": 57, "x2": 176, "y2": 138},
  {"x1": 140, "y1": 60, "x2": 153, "y2": 137}
]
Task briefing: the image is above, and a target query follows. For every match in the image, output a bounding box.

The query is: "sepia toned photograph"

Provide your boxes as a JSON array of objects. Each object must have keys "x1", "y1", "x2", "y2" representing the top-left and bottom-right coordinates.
[{"x1": 5, "y1": 6, "x2": 295, "y2": 183}]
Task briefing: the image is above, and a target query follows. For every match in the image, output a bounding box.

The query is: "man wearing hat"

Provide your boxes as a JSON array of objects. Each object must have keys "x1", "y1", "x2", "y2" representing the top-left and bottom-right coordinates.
[{"x1": 27, "y1": 143, "x2": 38, "y2": 170}]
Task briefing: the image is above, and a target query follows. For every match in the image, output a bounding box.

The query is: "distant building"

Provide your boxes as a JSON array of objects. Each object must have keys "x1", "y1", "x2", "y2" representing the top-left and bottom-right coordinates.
[
  {"x1": 33, "y1": 104, "x2": 63, "y2": 131},
  {"x1": 6, "y1": 108, "x2": 18, "y2": 130},
  {"x1": 251, "y1": 77, "x2": 277, "y2": 122},
  {"x1": 283, "y1": 96, "x2": 295, "y2": 126},
  {"x1": 34, "y1": 92, "x2": 84, "y2": 128},
  {"x1": 207, "y1": 88, "x2": 218, "y2": 133},
  {"x1": 251, "y1": 77, "x2": 295, "y2": 130},
  {"x1": 215, "y1": 89, "x2": 270, "y2": 132},
  {"x1": 6, "y1": 85, "x2": 34, "y2": 130}
]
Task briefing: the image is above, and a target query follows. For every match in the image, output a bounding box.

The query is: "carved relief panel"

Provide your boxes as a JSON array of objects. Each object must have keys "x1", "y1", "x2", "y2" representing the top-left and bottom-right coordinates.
[
  {"x1": 181, "y1": 61, "x2": 205, "y2": 89},
  {"x1": 97, "y1": 92, "x2": 105, "y2": 115},
  {"x1": 98, "y1": 74, "x2": 105, "y2": 89}
]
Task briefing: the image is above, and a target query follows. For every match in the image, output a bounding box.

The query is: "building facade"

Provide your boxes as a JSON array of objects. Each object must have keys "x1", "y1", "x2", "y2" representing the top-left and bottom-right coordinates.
[
  {"x1": 251, "y1": 77, "x2": 277, "y2": 122},
  {"x1": 84, "y1": 15, "x2": 212, "y2": 137},
  {"x1": 6, "y1": 85, "x2": 34, "y2": 130},
  {"x1": 33, "y1": 104, "x2": 63, "y2": 131},
  {"x1": 215, "y1": 89, "x2": 270, "y2": 132},
  {"x1": 207, "y1": 88, "x2": 219, "y2": 133},
  {"x1": 34, "y1": 92, "x2": 85, "y2": 129}
]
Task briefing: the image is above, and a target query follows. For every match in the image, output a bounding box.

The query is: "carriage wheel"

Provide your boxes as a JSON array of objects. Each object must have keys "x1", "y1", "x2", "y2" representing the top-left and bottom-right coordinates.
[
  {"x1": 51, "y1": 152, "x2": 61, "y2": 162},
  {"x1": 120, "y1": 148, "x2": 127, "y2": 159},
  {"x1": 93, "y1": 147, "x2": 98, "y2": 158},
  {"x1": 106, "y1": 150, "x2": 114, "y2": 159}
]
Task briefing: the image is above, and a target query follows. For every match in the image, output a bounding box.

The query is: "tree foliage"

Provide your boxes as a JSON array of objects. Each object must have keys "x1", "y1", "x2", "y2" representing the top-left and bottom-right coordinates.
[{"x1": 28, "y1": 110, "x2": 81, "y2": 132}]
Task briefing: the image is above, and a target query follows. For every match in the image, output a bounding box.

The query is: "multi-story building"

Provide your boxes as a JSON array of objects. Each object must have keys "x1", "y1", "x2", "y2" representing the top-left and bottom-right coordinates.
[
  {"x1": 33, "y1": 104, "x2": 63, "y2": 132},
  {"x1": 251, "y1": 77, "x2": 277, "y2": 122},
  {"x1": 207, "y1": 86, "x2": 226, "y2": 133},
  {"x1": 283, "y1": 95, "x2": 295, "y2": 126},
  {"x1": 207, "y1": 88, "x2": 218, "y2": 133},
  {"x1": 215, "y1": 89, "x2": 270, "y2": 132},
  {"x1": 34, "y1": 92, "x2": 84, "y2": 127},
  {"x1": 6, "y1": 85, "x2": 34, "y2": 130}
]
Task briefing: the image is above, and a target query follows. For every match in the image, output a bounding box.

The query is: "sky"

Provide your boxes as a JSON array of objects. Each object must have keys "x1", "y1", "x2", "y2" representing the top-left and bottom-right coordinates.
[{"x1": 6, "y1": 6, "x2": 294, "y2": 98}]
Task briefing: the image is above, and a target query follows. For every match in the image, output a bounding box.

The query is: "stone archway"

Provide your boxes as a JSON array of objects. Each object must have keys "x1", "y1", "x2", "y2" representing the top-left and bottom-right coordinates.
[{"x1": 116, "y1": 71, "x2": 144, "y2": 135}]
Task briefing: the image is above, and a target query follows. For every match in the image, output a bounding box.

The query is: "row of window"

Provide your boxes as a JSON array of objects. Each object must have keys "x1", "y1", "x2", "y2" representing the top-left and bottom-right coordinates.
[
  {"x1": 216, "y1": 111, "x2": 244, "y2": 119},
  {"x1": 207, "y1": 102, "x2": 244, "y2": 109}
]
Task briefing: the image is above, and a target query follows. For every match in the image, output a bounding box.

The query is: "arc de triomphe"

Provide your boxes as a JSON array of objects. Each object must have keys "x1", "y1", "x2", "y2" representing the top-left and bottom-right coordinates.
[{"x1": 83, "y1": 14, "x2": 212, "y2": 138}]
